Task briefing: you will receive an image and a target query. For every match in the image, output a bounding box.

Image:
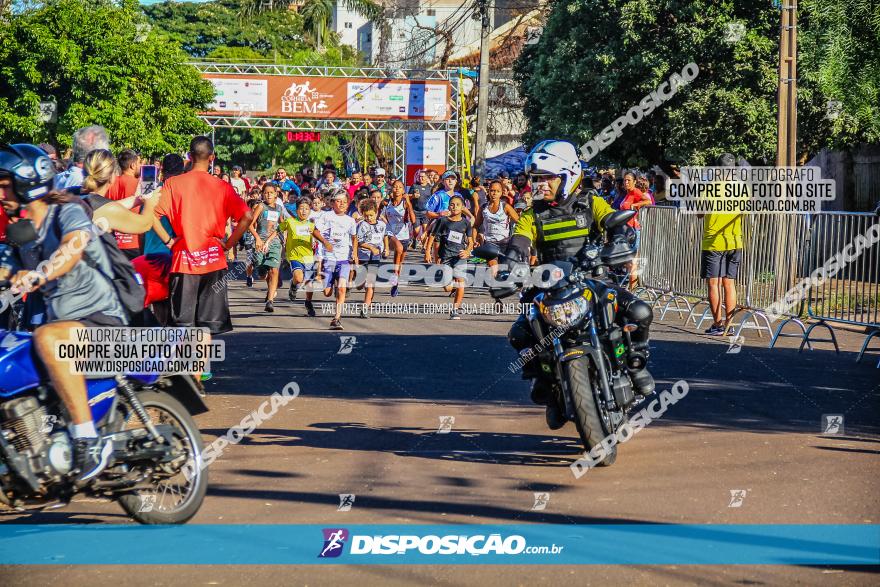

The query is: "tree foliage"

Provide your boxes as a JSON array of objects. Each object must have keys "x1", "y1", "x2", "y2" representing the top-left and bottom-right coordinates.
[
  {"x1": 0, "y1": 0, "x2": 213, "y2": 155},
  {"x1": 142, "y1": 0, "x2": 358, "y2": 64},
  {"x1": 515, "y1": 0, "x2": 880, "y2": 166},
  {"x1": 799, "y1": 0, "x2": 880, "y2": 149},
  {"x1": 142, "y1": 0, "x2": 363, "y2": 171}
]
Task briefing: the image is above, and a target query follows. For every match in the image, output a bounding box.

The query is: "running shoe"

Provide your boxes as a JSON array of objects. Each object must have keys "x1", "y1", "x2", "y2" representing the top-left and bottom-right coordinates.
[
  {"x1": 359, "y1": 309, "x2": 370, "y2": 319},
  {"x1": 390, "y1": 284, "x2": 399, "y2": 297},
  {"x1": 246, "y1": 276, "x2": 254, "y2": 288},
  {"x1": 74, "y1": 436, "x2": 113, "y2": 485},
  {"x1": 305, "y1": 300, "x2": 316, "y2": 317},
  {"x1": 704, "y1": 323, "x2": 724, "y2": 336},
  {"x1": 265, "y1": 300, "x2": 274, "y2": 313},
  {"x1": 330, "y1": 318, "x2": 343, "y2": 330},
  {"x1": 288, "y1": 285, "x2": 298, "y2": 301},
  {"x1": 449, "y1": 309, "x2": 462, "y2": 320}
]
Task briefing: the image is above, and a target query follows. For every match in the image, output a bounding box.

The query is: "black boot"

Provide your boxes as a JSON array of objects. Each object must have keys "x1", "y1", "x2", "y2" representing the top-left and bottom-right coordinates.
[
  {"x1": 545, "y1": 403, "x2": 567, "y2": 430},
  {"x1": 629, "y1": 368, "x2": 655, "y2": 396},
  {"x1": 530, "y1": 379, "x2": 553, "y2": 405}
]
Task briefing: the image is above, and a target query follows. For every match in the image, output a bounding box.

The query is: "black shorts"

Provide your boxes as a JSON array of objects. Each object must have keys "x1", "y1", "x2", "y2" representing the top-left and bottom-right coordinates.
[
  {"x1": 700, "y1": 249, "x2": 742, "y2": 279},
  {"x1": 169, "y1": 270, "x2": 233, "y2": 334},
  {"x1": 441, "y1": 256, "x2": 469, "y2": 278},
  {"x1": 121, "y1": 248, "x2": 141, "y2": 262}
]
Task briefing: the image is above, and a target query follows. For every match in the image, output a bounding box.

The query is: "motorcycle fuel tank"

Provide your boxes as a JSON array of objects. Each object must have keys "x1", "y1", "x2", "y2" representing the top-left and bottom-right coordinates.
[{"x1": 0, "y1": 329, "x2": 133, "y2": 422}]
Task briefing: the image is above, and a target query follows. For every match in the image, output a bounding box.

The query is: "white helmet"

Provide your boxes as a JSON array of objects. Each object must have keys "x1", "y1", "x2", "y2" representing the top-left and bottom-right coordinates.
[{"x1": 524, "y1": 140, "x2": 583, "y2": 200}]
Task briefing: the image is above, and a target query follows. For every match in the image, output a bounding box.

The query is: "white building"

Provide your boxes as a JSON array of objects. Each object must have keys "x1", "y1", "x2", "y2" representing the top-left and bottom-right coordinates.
[
  {"x1": 326, "y1": 1, "x2": 486, "y2": 67},
  {"x1": 329, "y1": 3, "x2": 371, "y2": 56}
]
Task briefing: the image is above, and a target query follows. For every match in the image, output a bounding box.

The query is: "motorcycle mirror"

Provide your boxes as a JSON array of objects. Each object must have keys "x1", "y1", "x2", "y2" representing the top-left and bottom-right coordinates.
[
  {"x1": 473, "y1": 243, "x2": 502, "y2": 260},
  {"x1": 604, "y1": 210, "x2": 637, "y2": 230}
]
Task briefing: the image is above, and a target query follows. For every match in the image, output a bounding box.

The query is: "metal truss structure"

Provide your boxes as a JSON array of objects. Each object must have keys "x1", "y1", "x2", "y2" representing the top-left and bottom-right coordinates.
[{"x1": 191, "y1": 63, "x2": 460, "y2": 178}]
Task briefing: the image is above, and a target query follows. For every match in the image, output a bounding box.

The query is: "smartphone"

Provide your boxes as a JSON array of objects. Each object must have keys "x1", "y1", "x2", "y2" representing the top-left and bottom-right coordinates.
[{"x1": 139, "y1": 164, "x2": 158, "y2": 193}]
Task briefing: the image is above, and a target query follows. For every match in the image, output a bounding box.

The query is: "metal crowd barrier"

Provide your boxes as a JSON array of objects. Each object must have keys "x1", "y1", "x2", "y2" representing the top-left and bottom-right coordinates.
[
  {"x1": 802, "y1": 212, "x2": 880, "y2": 365},
  {"x1": 635, "y1": 206, "x2": 880, "y2": 367}
]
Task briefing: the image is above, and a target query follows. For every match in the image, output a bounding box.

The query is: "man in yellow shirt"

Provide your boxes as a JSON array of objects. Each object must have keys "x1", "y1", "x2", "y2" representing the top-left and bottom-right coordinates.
[{"x1": 699, "y1": 153, "x2": 743, "y2": 335}]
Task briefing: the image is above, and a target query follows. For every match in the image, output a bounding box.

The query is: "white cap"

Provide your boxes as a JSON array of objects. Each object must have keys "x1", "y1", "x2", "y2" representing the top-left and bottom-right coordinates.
[{"x1": 374, "y1": 167, "x2": 386, "y2": 176}]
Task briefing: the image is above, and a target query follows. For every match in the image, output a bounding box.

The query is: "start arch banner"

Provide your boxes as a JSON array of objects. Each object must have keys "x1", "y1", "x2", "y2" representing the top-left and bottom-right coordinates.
[{"x1": 203, "y1": 74, "x2": 452, "y2": 121}]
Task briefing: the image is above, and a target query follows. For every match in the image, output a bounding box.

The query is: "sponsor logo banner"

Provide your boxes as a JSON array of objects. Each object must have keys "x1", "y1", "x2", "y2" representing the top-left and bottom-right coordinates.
[{"x1": 204, "y1": 75, "x2": 451, "y2": 121}]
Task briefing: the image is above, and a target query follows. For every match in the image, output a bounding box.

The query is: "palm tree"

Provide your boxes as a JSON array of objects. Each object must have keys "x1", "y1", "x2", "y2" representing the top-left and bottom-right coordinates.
[
  {"x1": 242, "y1": 0, "x2": 383, "y2": 51},
  {"x1": 303, "y1": 0, "x2": 383, "y2": 51}
]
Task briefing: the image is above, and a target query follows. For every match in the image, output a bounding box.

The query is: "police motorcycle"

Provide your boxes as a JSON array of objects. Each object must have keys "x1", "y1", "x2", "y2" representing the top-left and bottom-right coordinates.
[{"x1": 475, "y1": 210, "x2": 645, "y2": 466}]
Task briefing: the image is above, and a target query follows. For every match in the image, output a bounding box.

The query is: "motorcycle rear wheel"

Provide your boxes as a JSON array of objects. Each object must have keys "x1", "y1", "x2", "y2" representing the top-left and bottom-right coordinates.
[
  {"x1": 565, "y1": 356, "x2": 617, "y2": 466},
  {"x1": 116, "y1": 391, "x2": 208, "y2": 524}
]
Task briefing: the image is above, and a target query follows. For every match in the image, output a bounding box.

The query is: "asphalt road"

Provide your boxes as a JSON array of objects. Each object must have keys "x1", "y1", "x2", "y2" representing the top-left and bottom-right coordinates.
[{"x1": 3, "y1": 259, "x2": 879, "y2": 586}]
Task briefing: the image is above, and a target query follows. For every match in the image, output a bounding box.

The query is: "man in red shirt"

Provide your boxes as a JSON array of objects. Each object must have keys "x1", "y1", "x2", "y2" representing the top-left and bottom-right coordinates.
[
  {"x1": 153, "y1": 137, "x2": 253, "y2": 333},
  {"x1": 105, "y1": 148, "x2": 142, "y2": 258}
]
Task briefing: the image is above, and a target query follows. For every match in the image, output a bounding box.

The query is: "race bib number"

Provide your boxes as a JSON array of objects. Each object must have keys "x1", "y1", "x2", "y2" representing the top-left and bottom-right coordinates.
[
  {"x1": 266, "y1": 210, "x2": 280, "y2": 223},
  {"x1": 447, "y1": 230, "x2": 464, "y2": 244},
  {"x1": 295, "y1": 224, "x2": 311, "y2": 237},
  {"x1": 368, "y1": 231, "x2": 383, "y2": 245}
]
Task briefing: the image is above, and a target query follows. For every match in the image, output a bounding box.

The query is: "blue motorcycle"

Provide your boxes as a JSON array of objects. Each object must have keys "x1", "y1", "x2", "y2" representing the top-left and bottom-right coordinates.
[{"x1": 0, "y1": 312, "x2": 209, "y2": 524}]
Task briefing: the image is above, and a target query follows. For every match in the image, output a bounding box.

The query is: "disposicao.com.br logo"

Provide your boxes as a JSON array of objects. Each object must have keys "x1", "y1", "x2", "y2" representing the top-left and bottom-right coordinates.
[{"x1": 318, "y1": 528, "x2": 563, "y2": 558}]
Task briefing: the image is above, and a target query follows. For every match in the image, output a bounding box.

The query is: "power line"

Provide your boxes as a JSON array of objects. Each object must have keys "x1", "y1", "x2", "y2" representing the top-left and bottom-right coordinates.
[{"x1": 381, "y1": 1, "x2": 479, "y2": 66}]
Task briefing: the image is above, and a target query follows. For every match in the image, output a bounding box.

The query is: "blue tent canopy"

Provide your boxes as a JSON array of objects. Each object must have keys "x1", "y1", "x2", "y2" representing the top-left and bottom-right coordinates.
[
  {"x1": 483, "y1": 146, "x2": 527, "y2": 178},
  {"x1": 483, "y1": 146, "x2": 596, "y2": 179}
]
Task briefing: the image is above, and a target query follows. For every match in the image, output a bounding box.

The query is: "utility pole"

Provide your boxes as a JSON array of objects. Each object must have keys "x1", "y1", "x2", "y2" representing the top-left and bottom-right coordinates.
[
  {"x1": 473, "y1": 0, "x2": 491, "y2": 178},
  {"x1": 775, "y1": 1, "x2": 798, "y2": 167},
  {"x1": 774, "y1": 1, "x2": 799, "y2": 310}
]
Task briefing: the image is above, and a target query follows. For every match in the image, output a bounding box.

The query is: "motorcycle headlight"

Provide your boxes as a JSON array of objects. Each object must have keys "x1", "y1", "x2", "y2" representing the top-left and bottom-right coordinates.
[{"x1": 539, "y1": 295, "x2": 589, "y2": 329}]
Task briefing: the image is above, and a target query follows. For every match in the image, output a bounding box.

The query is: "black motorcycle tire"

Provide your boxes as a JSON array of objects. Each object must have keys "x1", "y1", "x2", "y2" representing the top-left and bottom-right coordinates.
[
  {"x1": 117, "y1": 391, "x2": 208, "y2": 524},
  {"x1": 565, "y1": 356, "x2": 617, "y2": 467}
]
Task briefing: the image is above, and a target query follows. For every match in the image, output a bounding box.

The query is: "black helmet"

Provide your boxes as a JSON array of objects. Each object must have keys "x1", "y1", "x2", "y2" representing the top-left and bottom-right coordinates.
[{"x1": 0, "y1": 144, "x2": 56, "y2": 203}]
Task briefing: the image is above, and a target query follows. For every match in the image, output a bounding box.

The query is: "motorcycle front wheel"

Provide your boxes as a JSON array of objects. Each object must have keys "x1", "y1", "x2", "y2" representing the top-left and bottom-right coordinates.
[
  {"x1": 116, "y1": 391, "x2": 208, "y2": 524},
  {"x1": 565, "y1": 356, "x2": 617, "y2": 466}
]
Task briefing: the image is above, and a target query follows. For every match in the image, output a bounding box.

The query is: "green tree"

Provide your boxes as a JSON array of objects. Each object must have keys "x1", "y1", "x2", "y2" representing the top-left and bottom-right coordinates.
[
  {"x1": 236, "y1": 0, "x2": 382, "y2": 52},
  {"x1": 0, "y1": 0, "x2": 212, "y2": 154},
  {"x1": 799, "y1": 0, "x2": 880, "y2": 149},
  {"x1": 143, "y1": 0, "x2": 364, "y2": 171},
  {"x1": 143, "y1": 0, "x2": 356, "y2": 63},
  {"x1": 515, "y1": 0, "x2": 880, "y2": 166}
]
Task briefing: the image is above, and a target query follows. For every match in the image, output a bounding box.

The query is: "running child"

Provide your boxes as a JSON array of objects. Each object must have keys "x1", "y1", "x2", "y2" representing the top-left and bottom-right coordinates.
[
  {"x1": 424, "y1": 195, "x2": 474, "y2": 320},
  {"x1": 383, "y1": 179, "x2": 415, "y2": 297},
  {"x1": 279, "y1": 196, "x2": 331, "y2": 317},
  {"x1": 249, "y1": 184, "x2": 286, "y2": 311},
  {"x1": 242, "y1": 198, "x2": 260, "y2": 287},
  {"x1": 408, "y1": 169, "x2": 434, "y2": 249},
  {"x1": 354, "y1": 199, "x2": 388, "y2": 317},
  {"x1": 315, "y1": 189, "x2": 357, "y2": 330},
  {"x1": 474, "y1": 180, "x2": 520, "y2": 275}
]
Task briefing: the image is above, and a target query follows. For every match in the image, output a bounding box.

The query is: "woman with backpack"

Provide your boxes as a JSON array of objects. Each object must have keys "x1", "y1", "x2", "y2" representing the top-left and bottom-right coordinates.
[{"x1": 2, "y1": 143, "x2": 131, "y2": 482}]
